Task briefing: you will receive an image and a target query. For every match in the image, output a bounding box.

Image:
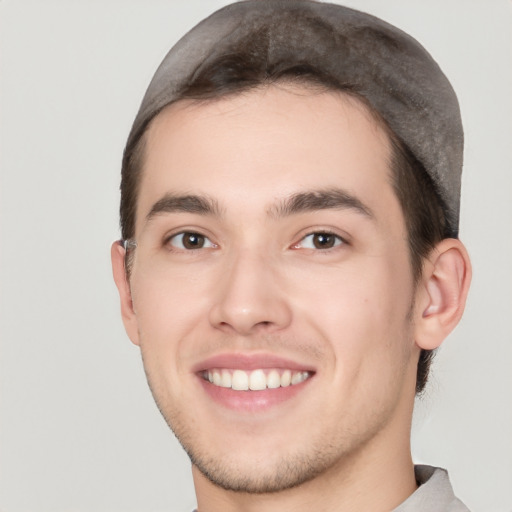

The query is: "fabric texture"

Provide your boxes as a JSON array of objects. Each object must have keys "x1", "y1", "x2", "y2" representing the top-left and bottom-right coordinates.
[
  {"x1": 393, "y1": 465, "x2": 470, "y2": 512},
  {"x1": 125, "y1": 0, "x2": 463, "y2": 233}
]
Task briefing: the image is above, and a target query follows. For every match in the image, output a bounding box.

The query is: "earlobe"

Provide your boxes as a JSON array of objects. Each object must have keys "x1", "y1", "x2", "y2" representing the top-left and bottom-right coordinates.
[
  {"x1": 414, "y1": 239, "x2": 472, "y2": 350},
  {"x1": 111, "y1": 241, "x2": 140, "y2": 346}
]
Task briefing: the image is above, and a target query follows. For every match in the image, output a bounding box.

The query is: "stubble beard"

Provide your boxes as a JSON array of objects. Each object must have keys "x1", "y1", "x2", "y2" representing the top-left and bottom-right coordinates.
[
  {"x1": 171, "y1": 417, "x2": 357, "y2": 494},
  {"x1": 186, "y1": 439, "x2": 344, "y2": 494},
  {"x1": 140, "y1": 318, "x2": 416, "y2": 495},
  {"x1": 150, "y1": 388, "x2": 394, "y2": 495},
  {"x1": 138, "y1": 343, "x2": 365, "y2": 494}
]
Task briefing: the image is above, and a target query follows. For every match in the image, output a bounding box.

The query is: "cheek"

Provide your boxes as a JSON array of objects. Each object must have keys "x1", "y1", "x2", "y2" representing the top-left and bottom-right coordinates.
[
  {"x1": 129, "y1": 267, "x2": 214, "y2": 367},
  {"x1": 129, "y1": 269, "x2": 216, "y2": 412},
  {"x1": 291, "y1": 254, "x2": 415, "y2": 378}
]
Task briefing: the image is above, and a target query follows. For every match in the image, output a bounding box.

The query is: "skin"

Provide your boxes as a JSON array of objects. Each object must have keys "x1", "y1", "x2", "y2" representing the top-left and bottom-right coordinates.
[{"x1": 112, "y1": 85, "x2": 471, "y2": 512}]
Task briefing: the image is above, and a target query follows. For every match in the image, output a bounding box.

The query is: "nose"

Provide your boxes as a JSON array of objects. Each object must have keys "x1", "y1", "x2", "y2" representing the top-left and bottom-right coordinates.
[{"x1": 208, "y1": 250, "x2": 292, "y2": 336}]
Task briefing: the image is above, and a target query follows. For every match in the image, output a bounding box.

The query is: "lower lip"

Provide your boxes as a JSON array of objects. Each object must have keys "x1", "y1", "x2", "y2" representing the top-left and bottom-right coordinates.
[{"x1": 198, "y1": 375, "x2": 313, "y2": 413}]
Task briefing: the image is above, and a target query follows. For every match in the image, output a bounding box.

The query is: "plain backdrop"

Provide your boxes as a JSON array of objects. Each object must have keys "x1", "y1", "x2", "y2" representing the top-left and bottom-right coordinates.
[{"x1": 1, "y1": 1, "x2": 511, "y2": 511}]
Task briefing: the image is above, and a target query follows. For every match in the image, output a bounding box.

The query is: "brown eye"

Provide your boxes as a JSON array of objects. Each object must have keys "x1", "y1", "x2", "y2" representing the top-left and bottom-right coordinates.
[
  {"x1": 182, "y1": 233, "x2": 205, "y2": 249},
  {"x1": 167, "y1": 232, "x2": 215, "y2": 250},
  {"x1": 312, "y1": 233, "x2": 336, "y2": 249},
  {"x1": 296, "y1": 232, "x2": 344, "y2": 250}
]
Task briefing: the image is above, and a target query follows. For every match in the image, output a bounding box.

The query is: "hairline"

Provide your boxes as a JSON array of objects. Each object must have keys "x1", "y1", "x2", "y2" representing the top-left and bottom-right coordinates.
[{"x1": 126, "y1": 81, "x2": 400, "y2": 234}]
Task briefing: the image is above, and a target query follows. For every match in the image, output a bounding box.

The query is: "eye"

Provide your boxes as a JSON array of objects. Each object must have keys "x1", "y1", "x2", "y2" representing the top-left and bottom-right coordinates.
[
  {"x1": 295, "y1": 232, "x2": 345, "y2": 250},
  {"x1": 166, "y1": 232, "x2": 216, "y2": 250}
]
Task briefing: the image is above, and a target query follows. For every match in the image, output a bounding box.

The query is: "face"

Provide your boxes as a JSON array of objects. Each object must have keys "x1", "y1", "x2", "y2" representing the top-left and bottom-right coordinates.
[{"x1": 119, "y1": 86, "x2": 422, "y2": 492}]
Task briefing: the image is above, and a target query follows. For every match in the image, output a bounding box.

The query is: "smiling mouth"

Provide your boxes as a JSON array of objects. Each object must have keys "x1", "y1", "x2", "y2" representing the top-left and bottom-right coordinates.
[{"x1": 202, "y1": 368, "x2": 313, "y2": 391}]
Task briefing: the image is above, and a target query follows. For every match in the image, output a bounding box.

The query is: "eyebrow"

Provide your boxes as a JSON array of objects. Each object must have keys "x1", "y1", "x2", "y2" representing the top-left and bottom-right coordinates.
[
  {"x1": 145, "y1": 188, "x2": 374, "y2": 224},
  {"x1": 146, "y1": 193, "x2": 221, "y2": 222},
  {"x1": 269, "y1": 188, "x2": 374, "y2": 219}
]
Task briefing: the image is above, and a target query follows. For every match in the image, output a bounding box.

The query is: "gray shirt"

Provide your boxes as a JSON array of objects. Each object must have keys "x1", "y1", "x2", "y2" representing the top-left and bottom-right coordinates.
[{"x1": 394, "y1": 465, "x2": 470, "y2": 511}]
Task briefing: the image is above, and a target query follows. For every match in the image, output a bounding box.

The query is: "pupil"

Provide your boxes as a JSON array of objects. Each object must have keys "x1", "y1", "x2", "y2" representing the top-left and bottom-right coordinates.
[
  {"x1": 184, "y1": 233, "x2": 204, "y2": 249},
  {"x1": 313, "y1": 233, "x2": 334, "y2": 249}
]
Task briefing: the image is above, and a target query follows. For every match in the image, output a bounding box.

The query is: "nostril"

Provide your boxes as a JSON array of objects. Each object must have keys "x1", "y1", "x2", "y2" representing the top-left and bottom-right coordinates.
[{"x1": 208, "y1": 284, "x2": 293, "y2": 335}]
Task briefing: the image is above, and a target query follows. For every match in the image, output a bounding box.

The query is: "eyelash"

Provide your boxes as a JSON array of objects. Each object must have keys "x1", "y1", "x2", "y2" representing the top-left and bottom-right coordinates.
[
  {"x1": 292, "y1": 231, "x2": 348, "y2": 251},
  {"x1": 163, "y1": 230, "x2": 348, "y2": 252},
  {"x1": 164, "y1": 231, "x2": 217, "y2": 251}
]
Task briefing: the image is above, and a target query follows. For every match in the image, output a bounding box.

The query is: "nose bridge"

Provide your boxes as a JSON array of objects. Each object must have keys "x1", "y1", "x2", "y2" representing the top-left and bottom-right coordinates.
[{"x1": 209, "y1": 245, "x2": 292, "y2": 335}]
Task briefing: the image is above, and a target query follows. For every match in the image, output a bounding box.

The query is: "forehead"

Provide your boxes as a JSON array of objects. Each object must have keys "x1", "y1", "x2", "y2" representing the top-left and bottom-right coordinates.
[{"x1": 136, "y1": 85, "x2": 397, "y2": 231}]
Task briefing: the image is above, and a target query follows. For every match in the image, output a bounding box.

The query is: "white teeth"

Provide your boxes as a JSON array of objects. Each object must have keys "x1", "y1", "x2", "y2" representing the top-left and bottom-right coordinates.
[
  {"x1": 249, "y1": 369, "x2": 267, "y2": 391},
  {"x1": 212, "y1": 371, "x2": 222, "y2": 386},
  {"x1": 232, "y1": 370, "x2": 249, "y2": 391},
  {"x1": 281, "y1": 369, "x2": 292, "y2": 387},
  {"x1": 206, "y1": 368, "x2": 311, "y2": 391},
  {"x1": 267, "y1": 370, "x2": 281, "y2": 389},
  {"x1": 291, "y1": 371, "x2": 309, "y2": 385},
  {"x1": 220, "y1": 370, "x2": 232, "y2": 388}
]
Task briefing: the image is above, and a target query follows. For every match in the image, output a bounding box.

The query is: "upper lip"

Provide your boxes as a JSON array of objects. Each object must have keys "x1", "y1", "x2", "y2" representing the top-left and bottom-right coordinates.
[{"x1": 192, "y1": 352, "x2": 317, "y2": 373}]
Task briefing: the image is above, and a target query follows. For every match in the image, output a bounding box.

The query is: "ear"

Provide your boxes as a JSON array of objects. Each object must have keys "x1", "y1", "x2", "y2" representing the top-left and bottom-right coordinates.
[
  {"x1": 414, "y1": 238, "x2": 472, "y2": 350},
  {"x1": 111, "y1": 241, "x2": 140, "y2": 346}
]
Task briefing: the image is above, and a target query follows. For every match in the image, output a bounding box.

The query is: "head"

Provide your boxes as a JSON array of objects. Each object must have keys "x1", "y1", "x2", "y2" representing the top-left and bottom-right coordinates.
[
  {"x1": 112, "y1": 0, "x2": 471, "y2": 498},
  {"x1": 119, "y1": 0, "x2": 460, "y2": 393}
]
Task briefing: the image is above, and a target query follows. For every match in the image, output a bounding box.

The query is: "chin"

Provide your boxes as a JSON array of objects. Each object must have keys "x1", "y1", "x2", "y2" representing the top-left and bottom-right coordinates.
[{"x1": 188, "y1": 447, "x2": 333, "y2": 494}]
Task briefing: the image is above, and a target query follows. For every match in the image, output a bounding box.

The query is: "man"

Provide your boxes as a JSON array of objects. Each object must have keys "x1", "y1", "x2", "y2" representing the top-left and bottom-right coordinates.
[{"x1": 111, "y1": 1, "x2": 471, "y2": 510}]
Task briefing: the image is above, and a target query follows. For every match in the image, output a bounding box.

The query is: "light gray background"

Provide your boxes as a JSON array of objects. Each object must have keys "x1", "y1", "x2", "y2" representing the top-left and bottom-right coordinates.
[{"x1": 1, "y1": 1, "x2": 511, "y2": 511}]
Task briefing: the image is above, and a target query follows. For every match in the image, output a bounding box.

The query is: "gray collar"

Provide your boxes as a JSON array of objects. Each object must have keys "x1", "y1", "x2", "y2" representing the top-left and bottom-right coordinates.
[{"x1": 393, "y1": 465, "x2": 470, "y2": 511}]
